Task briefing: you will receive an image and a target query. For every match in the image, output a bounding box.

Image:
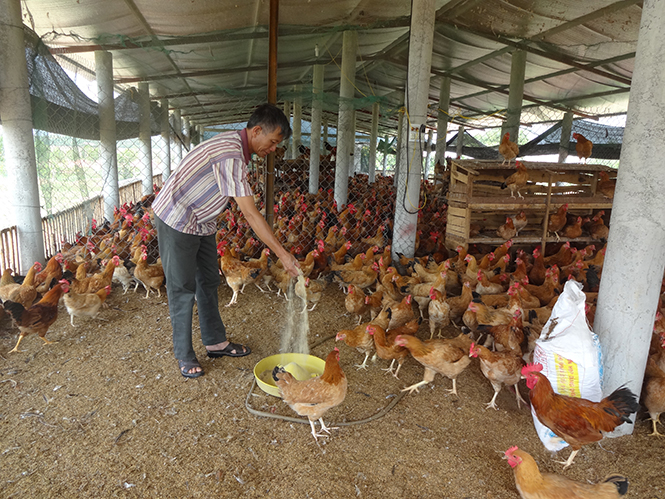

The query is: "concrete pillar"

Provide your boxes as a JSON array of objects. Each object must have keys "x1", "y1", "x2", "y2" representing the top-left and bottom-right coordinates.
[
  {"x1": 309, "y1": 64, "x2": 324, "y2": 194},
  {"x1": 558, "y1": 111, "x2": 574, "y2": 163},
  {"x1": 159, "y1": 96, "x2": 171, "y2": 180},
  {"x1": 283, "y1": 100, "x2": 291, "y2": 158},
  {"x1": 172, "y1": 109, "x2": 182, "y2": 170},
  {"x1": 182, "y1": 117, "x2": 191, "y2": 150},
  {"x1": 501, "y1": 49, "x2": 527, "y2": 145},
  {"x1": 291, "y1": 87, "x2": 302, "y2": 158},
  {"x1": 348, "y1": 111, "x2": 357, "y2": 178},
  {"x1": 392, "y1": 0, "x2": 435, "y2": 259},
  {"x1": 323, "y1": 117, "x2": 328, "y2": 145},
  {"x1": 594, "y1": 0, "x2": 665, "y2": 436},
  {"x1": 138, "y1": 82, "x2": 153, "y2": 195},
  {"x1": 435, "y1": 77, "x2": 451, "y2": 165},
  {"x1": 353, "y1": 142, "x2": 362, "y2": 176},
  {"x1": 95, "y1": 50, "x2": 120, "y2": 224},
  {"x1": 334, "y1": 30, "x2": 357, "y2": 208},
  {"x1": 425, "y1": 128, "x2": 434, "y2": 177},
  {"x1": 394, "y1": 108, "x2": 404, "y2": 185},
  {"x1": 0, "y1": 0, "x2": 45, "y2": 270},
  {"x1": 456, "y1": 125, "x2": 465, "y2": 158},
  {"x1": 368, "y1": 102, "x2": 379, "y2": 183},
  {"x1": 382, "y1": 134, "x2": 389, "y2": 175}
]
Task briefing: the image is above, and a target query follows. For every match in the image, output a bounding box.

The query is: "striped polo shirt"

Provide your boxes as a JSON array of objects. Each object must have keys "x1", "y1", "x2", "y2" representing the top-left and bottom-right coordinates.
[{"x1": 152, "y1": 129, "x2": 253, "y2": 235}]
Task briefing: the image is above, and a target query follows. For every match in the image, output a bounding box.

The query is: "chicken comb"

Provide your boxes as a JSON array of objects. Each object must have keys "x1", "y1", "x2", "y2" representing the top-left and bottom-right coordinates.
[
  {"x1": 521, "y1": 363, "x2": 543, "y2": 376},
  {"x1": 333, "y1": 347, "x2": 339, "y2": 353},
  {"x1": 505, "y1": 445, "x2": 519, "y2": 456}
]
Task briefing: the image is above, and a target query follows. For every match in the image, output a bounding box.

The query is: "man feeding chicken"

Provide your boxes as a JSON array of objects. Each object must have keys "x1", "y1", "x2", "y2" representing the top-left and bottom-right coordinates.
[{"x1": 152, "y1": 104, "x2": 300, "y2": 378}]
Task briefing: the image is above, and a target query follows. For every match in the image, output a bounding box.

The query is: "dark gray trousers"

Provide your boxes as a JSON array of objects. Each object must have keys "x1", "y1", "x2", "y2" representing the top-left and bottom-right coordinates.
[{"x1": 154, "y1": 215, "x2": 226, "y2": 362}]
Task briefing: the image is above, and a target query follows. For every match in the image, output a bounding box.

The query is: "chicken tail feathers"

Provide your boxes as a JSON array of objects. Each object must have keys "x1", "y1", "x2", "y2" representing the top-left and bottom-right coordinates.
[
  {"x1": 603, "y1": 474, "x2": 629, "y2": 496},
  {"x1": 2, "y1": 300, "x2": 25, "y2": 323},
  {"x1": 603, "y1": 386, "x2": 640, "y2": 423},
  {"x1": 500, "y1": 182, "x2": 508, "y2": 190}
]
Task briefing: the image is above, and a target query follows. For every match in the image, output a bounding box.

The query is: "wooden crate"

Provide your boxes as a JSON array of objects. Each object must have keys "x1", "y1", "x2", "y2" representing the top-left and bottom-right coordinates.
[{"x1": 445, "y1": 159, "x2": 615, "y2": 252}]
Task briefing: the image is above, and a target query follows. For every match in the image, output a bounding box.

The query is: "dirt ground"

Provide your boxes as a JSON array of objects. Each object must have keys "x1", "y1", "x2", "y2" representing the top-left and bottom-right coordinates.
[{"x1": 1, "y1": 282, "x2": 663, "y2": 498}]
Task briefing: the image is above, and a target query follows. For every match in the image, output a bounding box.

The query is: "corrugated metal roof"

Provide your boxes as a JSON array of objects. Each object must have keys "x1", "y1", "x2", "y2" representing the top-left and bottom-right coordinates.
[{"x1": 21, "y1": 0, "x2": 642, "y2": 132}]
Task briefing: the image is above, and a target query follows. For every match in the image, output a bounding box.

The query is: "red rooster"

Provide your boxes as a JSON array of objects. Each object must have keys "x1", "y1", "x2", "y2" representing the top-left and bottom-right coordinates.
[{"x1": 521, "y1": 363, "x2": 639, "y2": 468}]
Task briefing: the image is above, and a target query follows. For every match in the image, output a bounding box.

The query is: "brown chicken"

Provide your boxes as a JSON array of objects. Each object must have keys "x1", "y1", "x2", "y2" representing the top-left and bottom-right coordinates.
[
  {"x1": 272, "y1": 348, "x2": 347, "y2": 441},
  {"x1": 220, "y1": 246, "x2": 260, "y2": 305},
  {"x1": 428, "y1": 287, "x2": 451, "y2": 339},
  {"x1": 387, "y1": 294, "x2": 415, "y2": 330},
  {"x1": 512, "y1": 211, "x2": 528, "y2": 235},
  {"x1": 501, "y1": 160, "x2": 528, "y2": 199},
  {"x1": 70, "y1": 256, "x2": 119, "y2": 295},
  {"x1": 504, "y1": 446, "x2": 629, "y2": 499},
  {"x1": 598, "y1": 171, "x2": 616, "y2": 199},
  {"x1": 0, "y1": 262, "x2": 39, "y2": 308},
  {"x1": 335, "y1": 308, "x2": 392, "y2": 369},
  {"x1": 547, "y1": 204, "x2": 568, "y2": 238},
  {"x1": 642, "y1": 356, "x2": 665, "y2": 437},
  {"x1": 133, "y1": 249, "x2": 166, "y2": 299},
  {"x1": 4, "y1": 279, "x2": 69, "y2": 353},
  {"x1": 499, "y1": 132, "x2": 520, "y2": 166},
  {"x1": 364, "y1": 288, "x2": 384, "y2": 319},
  {"x1": 63, "y1": 285, "x2": 111, "y2": 326},
  {"x1": 587, "y1": 211, "x2": 610, "y2": 241},
  {"x1": 331, "y1": 263, "x2": 378, "y2": 291},
  {"x1": 345, "y1": 284, "x2": 368, "y2": 324},
  {"x1": 34, "y1": 254, "x2": 64, "y2": 295},
  {"x1": 572, "y1": 132, "x2": 593, "y2": 163},
  {"x1": 469, "y1": 342, "x2": 526, "y2": 410},
  {"x1": 528, "y1": 247, "x2": 547, "y2": 286},
  {"x1": 497, "y1": 216, "x2": 517, "y2": 240},
  {"x1": 543, "y1": 241, "x2": 573, "y2": 268},
  {"x1": 523, "y1": 268, "x2": 559, "y2": 307},
  {"x1": 396, "y1": 332, "x2": 473, "y2": 396},
  {"x1": 562, "y1": 216, "x2": 583, "y2": 239},
  {"x1": 446, "y1": 281, "x2": 474, "y2": 325},
  {"x1": 367, "y1": 318, "x2": 420, "y2": 378},
  {"x1": 522, "y1": 362, "x2": 640, "y2": 468},
  {"x1": 477, "y1": 309, "x2": 525, "y2": 355}
]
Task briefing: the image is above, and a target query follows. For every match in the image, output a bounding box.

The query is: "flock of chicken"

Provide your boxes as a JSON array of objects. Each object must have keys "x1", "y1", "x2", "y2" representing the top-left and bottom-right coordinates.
[
  {"x1": 1, "y1": 140, "x2": 663, "y2": 497},
  {"x1": 0, "y1": 199, "x2": 166, "y2": 352}
]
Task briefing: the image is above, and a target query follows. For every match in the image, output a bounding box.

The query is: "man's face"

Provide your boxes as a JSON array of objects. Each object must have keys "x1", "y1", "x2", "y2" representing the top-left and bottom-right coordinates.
[{"x1": 250, "y1": 126, "x2": 284, "y2": 157}]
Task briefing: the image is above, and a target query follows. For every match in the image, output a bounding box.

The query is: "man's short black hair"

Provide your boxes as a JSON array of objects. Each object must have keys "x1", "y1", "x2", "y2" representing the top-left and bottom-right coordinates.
[{"x1": 247, "y1": 103, "x2": 292, "y2": 140}]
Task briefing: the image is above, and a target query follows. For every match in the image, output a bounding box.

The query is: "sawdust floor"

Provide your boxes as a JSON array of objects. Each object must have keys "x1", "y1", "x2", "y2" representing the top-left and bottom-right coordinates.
[{"x1": 0, "y1": 283, "x2": 664, "y2": 498}]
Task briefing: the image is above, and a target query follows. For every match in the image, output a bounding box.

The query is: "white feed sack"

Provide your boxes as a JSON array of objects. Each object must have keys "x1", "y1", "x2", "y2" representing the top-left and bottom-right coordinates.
[{"x1": 530, "y1": 280, "x2": 604, "y2": 451}]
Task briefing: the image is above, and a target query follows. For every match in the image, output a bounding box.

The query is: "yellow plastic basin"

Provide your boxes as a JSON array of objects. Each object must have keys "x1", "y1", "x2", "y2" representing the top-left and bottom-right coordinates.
[{"x1": 253, "y1": 353, "x2": 326, "y2": 397}]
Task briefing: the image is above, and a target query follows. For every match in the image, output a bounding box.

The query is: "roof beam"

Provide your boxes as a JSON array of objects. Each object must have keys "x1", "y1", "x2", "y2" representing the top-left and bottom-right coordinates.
[{"x1": 47, "y1": 20, "x2": 411, "y2": 54}]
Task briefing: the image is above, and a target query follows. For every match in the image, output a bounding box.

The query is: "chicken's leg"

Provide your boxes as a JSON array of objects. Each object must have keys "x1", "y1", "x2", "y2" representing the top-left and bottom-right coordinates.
[
  {"x1": 556, "y1": 449, "x2": 579, "y2": 469},
  {"x1": 513, "y1": 383, "x2": 527, "y2": 409},
  {"x1": 8, "y1": 333, "x2": 27, "y2": 353},
  {"x1": 381, "y1": 359, "x2": 396, "y2": 376},
  {"x1": 402, "y1": 379, "x2": 429, "y2": 394},
  {"x1": 649, "y1": 417, "x2": 664, "y2": 437},
  {"x1": 354, "y1": 352, "x2": 370, "y2": 370},
  {"x1": 486, "y1": 390, "x2": 500, "y2": 410},
  {"x1": 444, "y1": 378, "x2": 460, "y2": 397},
  {"x1": 316, "y1": 418, "x2": 338, "y2": 436}
]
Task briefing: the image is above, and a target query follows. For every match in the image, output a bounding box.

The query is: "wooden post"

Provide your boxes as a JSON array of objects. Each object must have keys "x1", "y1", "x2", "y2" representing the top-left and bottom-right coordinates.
[
  {"x1": 265, "y1": 0, "x2": 278, "y2": 228},
  {"x1": 540, "y1": 171, "x2": 554, "y2": 254}
]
